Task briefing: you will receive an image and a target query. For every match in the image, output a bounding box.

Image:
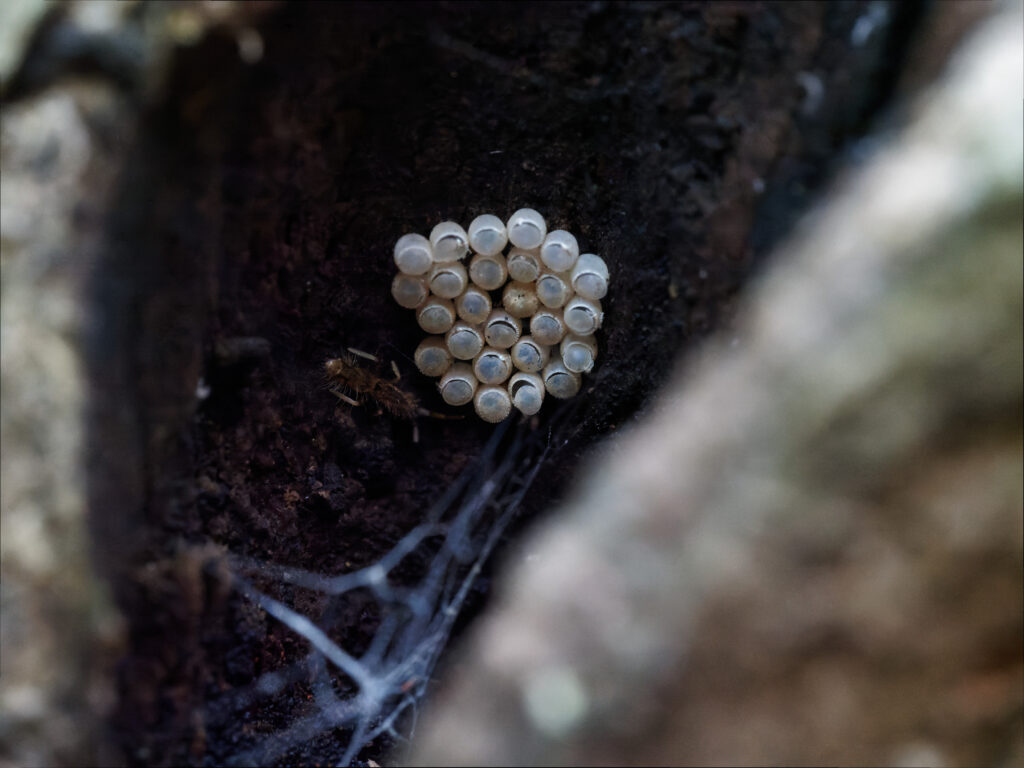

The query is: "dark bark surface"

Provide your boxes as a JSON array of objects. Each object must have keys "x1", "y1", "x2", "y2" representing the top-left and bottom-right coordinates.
[{"x1": 81, "y1": 2, "x2": 930, "y2": 764}]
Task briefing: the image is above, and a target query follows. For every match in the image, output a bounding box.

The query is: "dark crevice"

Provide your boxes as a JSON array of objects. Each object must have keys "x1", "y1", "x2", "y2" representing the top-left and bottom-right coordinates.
[{"x1": 83, "y1": 2, "x2": 941, "y2": 764}]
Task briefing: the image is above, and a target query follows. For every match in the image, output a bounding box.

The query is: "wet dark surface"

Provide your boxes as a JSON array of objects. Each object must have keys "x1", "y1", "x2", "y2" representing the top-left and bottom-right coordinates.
[{"x1": 86, "y1": 1, "x2": 921, "y2": 764}]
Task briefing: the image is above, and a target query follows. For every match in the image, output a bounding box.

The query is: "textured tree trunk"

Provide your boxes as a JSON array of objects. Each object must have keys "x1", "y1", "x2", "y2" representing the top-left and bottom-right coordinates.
[{"x1": 1, "y1": 1, "x2": 1011, "y2": 766}]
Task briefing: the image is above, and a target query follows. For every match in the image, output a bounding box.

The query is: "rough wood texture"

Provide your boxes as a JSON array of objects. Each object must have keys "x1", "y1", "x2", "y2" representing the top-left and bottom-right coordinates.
[
  {"x1": 82, "y1": 3, "x2": 906, "y2": 764},
  {"x1": 410, "y1": 4, "x2": 1024, "y2": 765},
  {"x1": 1, "y1": 1, "x2": 992, "y2": 765}
]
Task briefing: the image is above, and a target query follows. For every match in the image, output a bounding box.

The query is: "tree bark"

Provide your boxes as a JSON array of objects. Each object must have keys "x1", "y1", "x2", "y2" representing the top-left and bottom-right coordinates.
[{"x1": 2, "y1": 2, "x2": 1007, "y2": 766}]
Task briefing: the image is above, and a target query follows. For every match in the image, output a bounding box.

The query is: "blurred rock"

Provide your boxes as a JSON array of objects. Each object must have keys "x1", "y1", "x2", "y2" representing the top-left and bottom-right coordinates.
[
  {"x1": 0, "y1": 78, "x2": 129, "y2": 768},
  {"x1": 0, "y1": 3, "x2": 276, "y2": 765},
  {"x1": 0, "y1": 0, "x2": 48, "y2": 92}
]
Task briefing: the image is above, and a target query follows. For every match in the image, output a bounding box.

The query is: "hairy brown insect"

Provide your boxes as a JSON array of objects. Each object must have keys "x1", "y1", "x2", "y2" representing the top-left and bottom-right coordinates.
[{"x1": 324, "y1": 354, "x2": 420, "y2": 420}]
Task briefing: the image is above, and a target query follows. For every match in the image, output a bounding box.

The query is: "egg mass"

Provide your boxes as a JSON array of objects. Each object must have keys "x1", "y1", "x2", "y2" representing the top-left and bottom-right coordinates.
[{"x1": 392, "y1": 211, "x2": 608, "y2": 421}]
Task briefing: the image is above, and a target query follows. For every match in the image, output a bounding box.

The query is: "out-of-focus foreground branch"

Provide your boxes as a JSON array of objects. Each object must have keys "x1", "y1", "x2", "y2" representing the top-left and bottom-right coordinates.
[
  {"x1": 410, "y1": 5, "x2": 1023, "y2": 766},
  {"x1": 1, "y1": 5, "x2": 276, "y2": 765}
]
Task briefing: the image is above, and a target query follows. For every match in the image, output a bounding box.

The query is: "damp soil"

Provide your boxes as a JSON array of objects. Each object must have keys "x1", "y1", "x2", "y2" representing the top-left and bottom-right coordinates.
[{"x1": 86, "y1": 2, "x2": 921, "y2": 764}]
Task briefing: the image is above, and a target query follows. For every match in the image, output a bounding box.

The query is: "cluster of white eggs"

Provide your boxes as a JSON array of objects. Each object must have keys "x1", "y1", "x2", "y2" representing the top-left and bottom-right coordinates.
[{"x1": 391, "y1": 208, "x2": 609, "y2": 423}]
